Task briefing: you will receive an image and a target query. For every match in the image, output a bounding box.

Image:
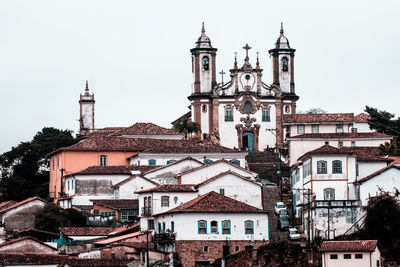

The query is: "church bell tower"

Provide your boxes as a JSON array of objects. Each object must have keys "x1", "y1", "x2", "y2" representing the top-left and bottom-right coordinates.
[{"x1": 79, "y1": 80, "x2": 95, "y2": 136}]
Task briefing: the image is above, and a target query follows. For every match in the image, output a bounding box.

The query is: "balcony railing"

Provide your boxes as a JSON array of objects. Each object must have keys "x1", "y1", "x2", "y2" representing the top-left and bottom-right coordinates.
[
  {"x1": 154, "y1": 233, "x2": 175, "y2": 244},
  {"x1": 141, "y1": 207, "x2": 152, "y2": 216}
]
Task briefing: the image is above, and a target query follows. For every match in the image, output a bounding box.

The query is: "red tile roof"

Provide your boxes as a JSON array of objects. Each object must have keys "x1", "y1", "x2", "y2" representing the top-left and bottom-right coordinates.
[
  {"x1": 94, "y1": 231, "x2": 147, "y2": 245},
  {"x1": 354, "y1": 113, "x2": 371, "y2": 123},
  {"x1": 320, "y1": 240, "x2": 378, "y2": 252},
  {"x1": 65, "y1": 165, "x2": 160, "y2": 177},
  {"x1": 288, "y1": 132, "x2": 392, "y2": 139},
  {"x1": 388, "y1": 156, "x2": 400, "y2": 165},
  {"x1": 195, "y1": 170, "x2": 259, "y2": 188},
  {"x1": 59, "y1": 259, "x2": 128, "y2": 267},
  {"x1": 0, "y1": 196, "x2": 46, "y2": 214},
  {"x1": 60, "y1": 227, "x2": 114, "y2": 236},
  {"x1": 141, "y1": 156, "x2": 204, "y2": 175},
  {"x1": 112, "y1": 175, "x2": 159, "y2": 188},
  {"x1": 0, "y1": 236, "x2": 58, "y2": 251},
  {"x1": 136, "y1": 184, "x2": 197, "y2": 194},
  {"x1": 299, "y1": 145, "x2": 353, "y2": 160},
  {"x1": 110, "y1": 122, "x2": 181, "y2": 136},
  {"x1": 88, "y1": 127, "x2": 126, "y2": 137},
  {"x1": 0, "y1": 254, "x2": 67, "y2": 265},
  {"x1": 356, "y1": 165, "x2": 400, "y2": 184},
  {"x1": 339, "y1": 147, "x2": 391, "y2": 162},
  {"x1": 140, "y1": 140, "x2": 240, "y2": 154},
  {"x1": 283, "y1": 113, "x2": 354, "y2": 124},
  {"x1": 0, "y1": 200, "x2": 17, "y2": 210},
  {"x1": 159, "y1": 191, "x2": 266, "y2": 214},
  {"x1": 91, "y1": 199, "x2": 138, "y2": 210}
]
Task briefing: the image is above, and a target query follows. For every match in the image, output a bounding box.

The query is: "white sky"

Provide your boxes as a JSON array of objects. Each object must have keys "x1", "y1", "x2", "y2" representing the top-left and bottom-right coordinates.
[{"x1": 1, "y1": 0, "x2": 399, "y2": 153}]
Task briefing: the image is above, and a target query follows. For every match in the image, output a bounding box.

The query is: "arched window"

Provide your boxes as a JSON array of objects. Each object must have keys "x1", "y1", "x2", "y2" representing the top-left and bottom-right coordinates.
[
  {"x1": 202, "y1": 56, "x2": 209, "y2": 71},
  {"x1": 332, "y1": 160, "x2": 342, "y2": 174},
  {"x1": 198, "y1": 220, "x2": 207, "y2": 234},
  {"x1": 244, "y1": 220, "x2": 254, "y2": 234},
  {"x1": 202, "y1": 105, "x2": 207, "y2": 112},
  {"x1": 324, "y1": 188, "x2": 335, "y2": 200},
  {"x1": 243, "y1": 101, "x2": 254, "y2": 112},
  {"x1": 229, "y1": 159, "x2": 240, "y2": 166},
  {"x1": 317, "y1": 160, "x2": 327, "y2": 174},
  {"x1": 222, "y1": 220, "x2": 231, "y2": 235},
  {"x1": 282, "y1": 57, "x2": 288, "y2": 71},
  {"x1": 148, "y1": 159, "x2": 156, "y2": 166},
  {"x1": 210, "y1": 221, "x2": 218, "y2": 234},
  {"x1": 262, "y1": 107, "x2": 270, "y2": 122},
  {"x1": 99, "y1": 155, "x2": 107, "y2": 166}
]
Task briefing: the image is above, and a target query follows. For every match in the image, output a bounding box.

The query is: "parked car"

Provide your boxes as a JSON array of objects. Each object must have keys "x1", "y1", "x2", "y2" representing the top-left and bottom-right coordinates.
[
  {"x1": 279, "y1": 209, "x2": 289, "y2": 219},
  {"x1": 274, "y1": 202, "x2": 287, "y2": 214},
  {"x1": 278, "y1": 217, "x2": 290, "y2": 230},
  {"x1": 288, "y1": 228, "x2": 301, "y2": 240}
]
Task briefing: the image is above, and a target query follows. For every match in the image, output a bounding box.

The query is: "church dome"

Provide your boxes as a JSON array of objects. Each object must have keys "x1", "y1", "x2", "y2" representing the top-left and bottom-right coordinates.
[
  {"x1": 195, "y1": 22, "x2": 213, "y2": 49},
  {"x1": 274, "y1": 23, "x2": 291, "y2": 49}
]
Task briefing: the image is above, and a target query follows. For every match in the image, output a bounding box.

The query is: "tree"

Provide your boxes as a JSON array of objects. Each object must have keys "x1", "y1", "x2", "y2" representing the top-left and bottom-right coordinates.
[
  {"x1": 34, "y1": 203, "x2": 86, "y2": 233},
  {"x1": 365, "y1": 106, "x2": 400, "y2": 155},
  {"x1": 297, "y1": 107, "x2": 327, "y2": 114},
  {"x1": 0, "y1": 127, "x2": 78, "y2": 201},
  {"x1": 173, "y1": 117, "x2": 201, "y2": 139}
]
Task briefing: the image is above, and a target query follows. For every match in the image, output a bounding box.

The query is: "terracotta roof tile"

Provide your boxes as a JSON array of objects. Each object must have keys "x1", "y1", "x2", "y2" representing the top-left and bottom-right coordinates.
[
  {"x1": 354, "y1": 113, "x2": 371, "y2": 123},
  {"x1": 60, "y1": 227, "x2": 114, "y2": 236},
  {"x1": 320, "y1": 240, "x2": 378, "y2": 252},
  {"x1": 388, "y1": 156, "x2": 400, "y2": 165},
  {"x1": 140, "y1": 140, "x2": 240, "y2": 154},
  {"x1": 110, "y1": 122, "x2": 180, "y2": 136},
  {"x1": 59, "y1": 258, "x2": 128, "y2": 267},
  {"x1": 339, "y1": 147, "x2": 391, "y2": 162},
  {"x1": 136, "y1": 184, "x2": 197, "y2": 194},
  {"x1": 0, "y1": 200, "x2": 17, "y2": 210},
  {"x1": 356, "y1": 165, "x2": 400, "y2": 184},
  {"x1": 91, "y1": 199, "x2": 138, "y2": 210},
  {"x1": 66, "y1": 165, "x2": 161, "y2": 177},
  {"x1": 94, "y1": 231, "x2": 147, "y2": 245},
  {"x1": 0, "y1": 254, "x2": 67, "y2": 264},
  {"x1": 299, "y1": 145, "x2": 353, "y2": 160},
  {"x1": 0, "y1": 196, "x2": 46, "y2": 214},
  {"x1": 159, "y1": 191, "x2": 266, "y2": 214},
  {"x1": 288, "y1": 132, "x2": 392, "y2": 139},
  {"x1": 283, "y1": 113, "x2": 354, "y2": 124},
  {"x1": 195, "y1": 170, "x2": 259, "y2": 188},
  {"x1": 88, "y1": 127, "x2": 126, "y2": 137},
  {"x1": 0, "y1": 236, "x2": 58, "y2": 251}
]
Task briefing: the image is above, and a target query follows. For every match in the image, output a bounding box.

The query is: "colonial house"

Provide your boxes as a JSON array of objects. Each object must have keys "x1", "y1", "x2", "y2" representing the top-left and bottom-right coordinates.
[
  {"x1": 112, "y1": 174, "x2": 159, "y2": 199},
  {"x1": 0, "y1": 236, "x2": 59, "y2": 255},
  {"x1": 153, "y1": 191, "x2": 269, "y2": 266},
  {"x1": 91, "y1": 199, "x2": 139, "y2": 222},
  {"x1": 320, "y1": 240, "x2": 381, "y2": 267}
]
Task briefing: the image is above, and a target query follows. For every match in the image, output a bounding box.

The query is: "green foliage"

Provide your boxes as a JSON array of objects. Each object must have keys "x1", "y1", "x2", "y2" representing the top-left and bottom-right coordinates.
[
  {"x1": 365, "y1": 106, "x2": 400, "y2": 155},
  {"x1": 306, "y1": 107, "x2": 327, "y2": 114},
  {"x1": 34, "y1": 203, "x2": 86, "y2": 233},
  {"x1": 0, "y1": 127, "x2": 78, "y2": 201},
  {"x1": 173, "y1": 117, "x2": 201, "y2": 139}
]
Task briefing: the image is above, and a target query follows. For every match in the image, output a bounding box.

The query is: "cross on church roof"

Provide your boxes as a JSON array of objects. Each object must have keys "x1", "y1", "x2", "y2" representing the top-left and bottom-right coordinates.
[
  {"x1": 219, "y1": 69, "x2": 226, "y2": 84},
  {"x1": 243, "y1": 43, "x2": 252, "y2": 59}
]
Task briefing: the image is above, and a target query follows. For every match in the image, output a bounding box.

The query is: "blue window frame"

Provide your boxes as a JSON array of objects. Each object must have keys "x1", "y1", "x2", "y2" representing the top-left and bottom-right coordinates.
[
  {"x1": 229, "y1": 159, "x2": 240, "y2": 166},
  {"x1": 222, "y1": 220, "x2": 231, "y2": 235},
  {"x1": 148, "y1": 159, "x2": 156, "y2": 165},
  {"x1": 171, "y1": 221, "x2": 174, "y2": 233},
  {"x1": 162, "y1": 222, "x2": 166, "y2": 233},
  {"x1": 262, "y1": 108, "x2": 270, "y2": 122},
  {"x1": 210, "y1": 221, "x2": 218, "y2": 234},
  {"x1": 245, "y1": 220, "x2": 254, "y2": 234},
  {"x1": 198, "y1": 220, "x2": 207, "y2": 234},
  {"x1": 225, "y1": 107, "x2": 233, "y2": 121}
]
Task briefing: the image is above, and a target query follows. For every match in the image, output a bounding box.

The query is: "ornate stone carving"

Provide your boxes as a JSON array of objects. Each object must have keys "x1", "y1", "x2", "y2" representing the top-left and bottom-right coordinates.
[{"x1": 240, "y1": 115, "x2": 256, "y2": 128}]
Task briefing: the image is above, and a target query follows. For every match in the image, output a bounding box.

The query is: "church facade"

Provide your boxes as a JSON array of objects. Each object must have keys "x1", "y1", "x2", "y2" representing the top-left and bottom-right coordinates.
[{"x1": 188, "y1": 23, "x2": 298, "y2": 152}]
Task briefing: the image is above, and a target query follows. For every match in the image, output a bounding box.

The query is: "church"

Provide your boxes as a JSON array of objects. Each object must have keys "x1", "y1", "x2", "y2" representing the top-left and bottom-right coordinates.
[{"x1": 185, "y1": 23, "x2": 298, "y2": 152}]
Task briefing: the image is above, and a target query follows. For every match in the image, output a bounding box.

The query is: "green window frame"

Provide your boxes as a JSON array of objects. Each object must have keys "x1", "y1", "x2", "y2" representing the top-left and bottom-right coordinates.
[
  {"x1": 198, "y1": 220, "x2": 207, "y2": 234},
  {"x1": 225, "y1": 107, "x2": 233, "y2": 121},
  {"x1": 317, "y1": 160, "x2": 327, "y2": 174},
  {"x1": 121, "y1": 210, "x2": 135, "y2": 221},
  {"x1": 332, "y1": 160, "x2": 342, "y2": 174},
  {"x1": 166, "y1": 160, "x2": 177, "y2": 165},
  {"x1": 244, "y1": 220, "x2": 254, "y2": 234},
  {"x1": 148, "y1": 159, "x2": 156, "y2": 166},
  {"x1": 229, "y1": 159, "x2": 240, "y2": 166},
  {"x1": 171, "y1": 221, "x2": 174, "y2": 233},
  {"x1": 204, "y1": 159, "x2": 213, "y2": 164},
  {"x1": 222, "y1": 220, "x2": 231, "y2": 235},
  {"x1": 262, "y1": 108, "x2": 270, "y2": 122}
]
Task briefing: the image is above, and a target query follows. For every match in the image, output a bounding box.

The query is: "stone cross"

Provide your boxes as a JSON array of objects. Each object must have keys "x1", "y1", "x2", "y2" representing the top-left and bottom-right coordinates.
[
  {"x1": 243, "y1": 43, "x2": 252, "y2": 59},
  {"x1": 219, "y1": 70, "x2": 226, "y2": 84}
]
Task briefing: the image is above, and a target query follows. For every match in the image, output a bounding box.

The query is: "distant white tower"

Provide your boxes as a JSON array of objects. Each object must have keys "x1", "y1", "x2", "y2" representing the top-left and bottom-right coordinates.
[{"x1": 79, "y1": 80, "x2": 95, "y2": 136}]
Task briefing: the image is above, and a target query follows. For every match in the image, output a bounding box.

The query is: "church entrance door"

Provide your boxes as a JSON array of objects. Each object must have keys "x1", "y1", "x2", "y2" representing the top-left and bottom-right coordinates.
[{"x1": 242, "y1": 131, "x2": 254, "y2": 152}]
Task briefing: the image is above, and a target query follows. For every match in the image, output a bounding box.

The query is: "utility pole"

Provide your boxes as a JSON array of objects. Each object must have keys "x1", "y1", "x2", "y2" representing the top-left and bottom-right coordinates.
[
  {"x1": 308, "y1": 189, "x2": 311, "y2": 246},
  {"x1": 146, "y1": 230, "x2": 149, "y2": 267}
]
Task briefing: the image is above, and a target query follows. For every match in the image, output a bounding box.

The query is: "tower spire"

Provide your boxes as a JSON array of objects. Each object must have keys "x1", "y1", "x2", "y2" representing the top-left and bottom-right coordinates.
[
  {"x1": 85, "y1": 80, "x2": 89, "y2": 92},
  {"x1": 280, "y1": 22, "x2": 284, "y2": 36},
  {"x1": 201, "y1": 22, "x2": 205, "y2": 34}
]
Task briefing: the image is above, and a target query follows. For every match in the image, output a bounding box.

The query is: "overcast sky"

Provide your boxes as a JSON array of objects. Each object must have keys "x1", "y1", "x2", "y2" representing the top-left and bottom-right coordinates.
[{"x1": 1, "y1": 0, "x2": 399, "y2": 153}]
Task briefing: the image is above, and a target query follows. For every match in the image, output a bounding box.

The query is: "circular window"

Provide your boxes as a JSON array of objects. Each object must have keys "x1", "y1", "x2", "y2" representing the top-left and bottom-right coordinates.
[{"x1": 245, "y1": 74, "x2": 251, "y2": 80}]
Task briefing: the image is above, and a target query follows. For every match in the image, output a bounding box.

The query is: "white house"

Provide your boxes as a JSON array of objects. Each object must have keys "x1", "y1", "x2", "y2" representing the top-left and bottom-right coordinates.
[
  {"x1": 112, "y1": 175, "x2": 159, "y2": 199},
  {"x1": 320, "y1": 240, "x2": 381, "y2": 267},
  {"x1": 177, "y1": 159, "x2": 258, "y2": 185}
]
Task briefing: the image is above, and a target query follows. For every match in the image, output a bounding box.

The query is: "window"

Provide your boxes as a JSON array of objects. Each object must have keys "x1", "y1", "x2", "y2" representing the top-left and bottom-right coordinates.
[
  {"x1": 282, "y1": 57, "x2": 288, "y2": 71},
  {"x1": 57, "y1": 157, "x2": 59, "y2": 168},
  {"x1": 297, "y1": 125, "x2": 305, "y2": 134},
  {"x1": 351, "y1": 141, "x2": 356, "y2": 147},
  {"x1": 148, "y1": 219, "x2": 154, "y2": 230},
  {"x1": 161, "y1": 196, "x2": 169, "y2": 207},
  {"x1": 343, "y1": 254, "x2": 351, "y2": 259},
  {"x1": 158, "y1": 223, "x2": 162, "y2": 233},
  {"x1": 285, "y1": 105, "x2": 290, "y2": 113},
  {"x1": 332, "y1": 160, "x2": 342, "y2": 174},
  {"x1": 121, "y1": 210, "x2": 135, "y2": 221},
  {"x1": 171, "y1": 221, "x2": 174, "y2": 232},
  {"x1": 204, "y1": 246, "x2": 209, "y2": 252},
  {"x1": 203, "y1": 133, "x2": 207, "y2": 140},
  {"x1": 202, "y1": 56, "x2": 209, "y2": 71},
  {"x1": 262, "y1": 108, "x2": 270, "y2": 122},
  {"x1": 235, "y1": 246, "x2": 240, "y2": 252},
  {"x1": 324, "y1": 188, "x2": 335, "y2": 200},
  {"x1": 330, "y1": 254, "x2": 338, "y2": 259},
  {"x1": 166, "y1": 160, "x2": 176, "y2": 165},
  {"x1": 377, "y1": 260, "x2": 380, "y2": 267},
  {"x1": 52, "y1": 159, "x2": 55, "y2": 170},
  {"x1": 219, "y1": 189, "x2": 225, "y2": 195},
  {"x1": 317, "y1": 160, "x2": 327, "y2": 174},
  {"x1": 148, "y1": 159, "x2": 156, "y2": 165},
  {"x1": 243, "y1": 102, "x2": 254, "y2": 112},
  {"x1": 222, "y1": 220, "x2": 231, "y2": 234},
  {"x1": 204, "y1": 159, "x2": 213, "y2": 164},
  {"x1": 355, "y1": 254, "x2": 363, "y2": 259},
  {"x1": 67, "y1": 180, "x2": 70, "y2": 190},
  {"x1": 336, "y1": 124, "x2": 344, "y2": 133},
  {"x1": 210, "y1": 221, "x2": 218, "y2": 233},
  {"x1": 202, "y1": 105, "x2": 207, "y2": 112},
  {"x1": 225, "y1": 107, "x2": 233, "y2": 121},
  {"x1": 312, "y1": 125, "x2": 319, "y2": 133},
  {"x1": 325, "y1": 141, "x2": 329, "y2": 145},
  {"x1": 101, "y1": 211, "x2": 116, "y2": 217},
  {"x1": 94, "y1": 209, "x2": 99, "y2": 215},
  {"x1": 229, "y1": 159, "x2": 240, "y2": 166},
  {"x1": 71, "y1": 180, "x2": 74, "y2": 190},
  {"x1": 351, "y1": 127, "x2": 358, "y2": 133},
  {"x1": 198, "y1": 220, "x2": 207, "y2": 234},
  {"x1": 162, "y1": 222, "x2": 166, "y2": 233},
  {"x1": 244, "y1": 220, "x2": 254, "y2": 234},
  {"x1": 99, "y1": 155, "x2": 107, "y2": 166},
  {"x1": 338, "y1": 141, "x2": 343, "y2": 148}
]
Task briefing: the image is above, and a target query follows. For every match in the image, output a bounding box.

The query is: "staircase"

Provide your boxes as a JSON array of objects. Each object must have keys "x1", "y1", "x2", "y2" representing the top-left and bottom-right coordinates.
[{"x1": 245, "y1": 151, "x2": 280, "y2": 185}]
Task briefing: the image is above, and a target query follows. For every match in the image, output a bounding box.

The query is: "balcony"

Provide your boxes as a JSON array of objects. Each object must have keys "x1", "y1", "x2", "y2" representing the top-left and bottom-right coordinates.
[
  {"x1": 154, "y1": 233, "x2": 175, "y2": 244},
  {"x1": 141, "y1": 207, "x2": 152, "y2": 216}
]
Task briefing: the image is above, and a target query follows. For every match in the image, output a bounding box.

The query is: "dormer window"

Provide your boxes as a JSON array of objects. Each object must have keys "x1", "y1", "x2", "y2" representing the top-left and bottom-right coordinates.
[
  {"x1": 282, "y1": 57, "x2": 288, "y2": 71},
  {"x1": 99, "y1": 155, "x2": 107, "y2": 166},
  {"x1": 202, "y1": 56, "x2": 209, "y2": 71}
]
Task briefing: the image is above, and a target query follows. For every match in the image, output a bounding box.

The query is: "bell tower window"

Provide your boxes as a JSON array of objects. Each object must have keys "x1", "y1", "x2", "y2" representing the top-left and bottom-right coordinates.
[
  {"x1": 282, "y1": 57, "x2": 288, "y2": 71},
  {"x1": 202, "y1": 56, "x2": 209, "y2": 71}
]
